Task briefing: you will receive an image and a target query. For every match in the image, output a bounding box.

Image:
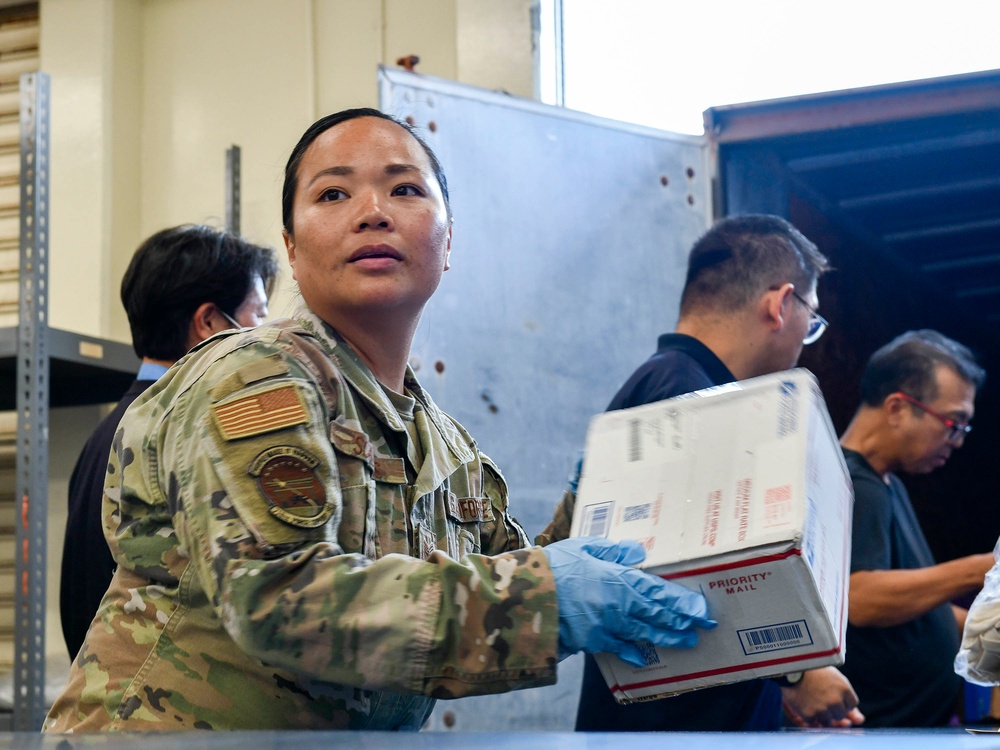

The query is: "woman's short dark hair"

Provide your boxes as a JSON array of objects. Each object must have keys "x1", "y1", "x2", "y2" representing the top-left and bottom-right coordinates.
[
  {"x1": 120, "y1": 225, "x2": 279, "y2": 361},
  {"x1": 281, "y1": 107, "x2": 451, "y2": 236},
  {"x1": 860, "y1": 329, "x2": 986, "y2": 407}
]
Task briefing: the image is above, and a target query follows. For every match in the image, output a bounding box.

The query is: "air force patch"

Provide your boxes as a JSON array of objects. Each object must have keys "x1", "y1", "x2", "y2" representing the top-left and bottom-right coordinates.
[{"x1": 248, "y1": 446, "x2": 333, "y2": 528}]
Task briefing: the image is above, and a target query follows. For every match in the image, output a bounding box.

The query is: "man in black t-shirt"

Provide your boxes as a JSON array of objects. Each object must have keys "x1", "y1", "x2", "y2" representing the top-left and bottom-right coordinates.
[
  {"x1": 839, "y1": 330, "x2": 993, "y2": 727},
  {"x1": 538, "y1": 215, "x2": 864, "y2": 730}
]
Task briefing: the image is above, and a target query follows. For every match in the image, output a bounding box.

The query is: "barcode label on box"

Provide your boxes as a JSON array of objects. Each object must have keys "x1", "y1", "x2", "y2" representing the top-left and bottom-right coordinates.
[
  {"x1": 629, "y1": 419, "x2": 641, "y2": 462},
  {"x1": 622, "y1": 503, "x2": 651, "y2": 523},
  {"x1": 777, "y1": 380, "x2": 799, "y2": 437},
  {"x1": 738, "y1": 619, "x2": 813, "y2": 655},
  {"x1": 581, "y1": 501, "x2": 614, "y2": 537},
  {"x1": 636, "y1": 641, "x2": 660, "y2": 667}
]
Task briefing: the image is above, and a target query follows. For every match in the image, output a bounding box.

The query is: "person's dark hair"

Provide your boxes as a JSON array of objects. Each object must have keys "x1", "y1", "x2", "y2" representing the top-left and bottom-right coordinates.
[
  {"x1": 281, "y1": 107, "x2": 451, "y2": 236},
  {"x1": 680, "y1": 214, "x2": 829, "y2": 315},
  {"x1": 860, "y1": 329, "x2": 986, "y2": 407},
  {"x1": 121, "y1": 225, "x2": 279, "y2": 361}
]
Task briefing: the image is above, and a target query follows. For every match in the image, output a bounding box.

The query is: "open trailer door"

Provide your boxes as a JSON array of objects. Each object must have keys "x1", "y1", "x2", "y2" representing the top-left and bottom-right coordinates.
[
  {"x1": 379, "y1": 66, "x2": 711, "y2": 539},
  {"x1": 379, "y1": 66, "x2": 711, "y2": 731}
]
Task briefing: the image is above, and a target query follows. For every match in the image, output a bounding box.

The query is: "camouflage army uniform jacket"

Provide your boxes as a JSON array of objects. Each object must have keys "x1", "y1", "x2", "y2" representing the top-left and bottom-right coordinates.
[{"x1": 45, "y1": 309, "x2": 558, "y2": 732}]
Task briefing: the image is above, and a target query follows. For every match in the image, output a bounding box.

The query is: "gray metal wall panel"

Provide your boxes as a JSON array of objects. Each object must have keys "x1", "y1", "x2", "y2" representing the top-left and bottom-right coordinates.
[{"x1": 379, "y1": 68, "x2": 710, "y2": 730}]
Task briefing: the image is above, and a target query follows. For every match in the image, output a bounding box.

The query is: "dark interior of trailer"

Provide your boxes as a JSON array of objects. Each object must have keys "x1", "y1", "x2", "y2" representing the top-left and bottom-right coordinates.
[{"x1": 707, "y1": 69, "x2": 1000, "y2": 568}]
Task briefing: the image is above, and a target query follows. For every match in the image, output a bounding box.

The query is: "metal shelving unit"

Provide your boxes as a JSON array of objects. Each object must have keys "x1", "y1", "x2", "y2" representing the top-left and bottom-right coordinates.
[
  {"x1": 2, "y1": 71, "x2": 233, "y2": 730},
  {"x1": 12, "y1": 67, "x2": 47, "y2": 733},
  {"x1": 6, "y1": 72, "x2": 137, "y2": 730}
]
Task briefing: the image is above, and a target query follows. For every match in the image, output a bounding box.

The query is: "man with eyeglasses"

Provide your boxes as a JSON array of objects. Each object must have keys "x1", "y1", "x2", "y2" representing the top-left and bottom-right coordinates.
[
  {"x1": 538, "y1": 214, "x2": 864, "y2": 731},
  {"x1": 839, "y1": 329, "x2": 993, "y2": 727}
]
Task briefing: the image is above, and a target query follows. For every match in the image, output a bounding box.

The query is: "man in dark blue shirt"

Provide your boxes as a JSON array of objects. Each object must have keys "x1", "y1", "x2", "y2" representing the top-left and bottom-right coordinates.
[
  {"x1": 538, "y1": 214, "x2": 864, "y2": 730},
  {"x1": 60, "y1": 225, "x2": 278, "y2": 660},
  {"x1": 839, "y1": 330, "x2": 992, "y2": 726}
]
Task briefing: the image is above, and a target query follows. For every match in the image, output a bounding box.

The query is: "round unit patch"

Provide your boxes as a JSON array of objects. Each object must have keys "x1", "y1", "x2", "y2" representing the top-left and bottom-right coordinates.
[{"x1": 248, "y1": 446, "x2": 332, "y2": 528}]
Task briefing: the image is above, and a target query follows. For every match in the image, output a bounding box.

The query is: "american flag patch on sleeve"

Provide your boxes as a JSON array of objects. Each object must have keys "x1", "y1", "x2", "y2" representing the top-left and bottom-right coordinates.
[{"x1": 212, "y1": 384, "x2": 310, "y2": 440}]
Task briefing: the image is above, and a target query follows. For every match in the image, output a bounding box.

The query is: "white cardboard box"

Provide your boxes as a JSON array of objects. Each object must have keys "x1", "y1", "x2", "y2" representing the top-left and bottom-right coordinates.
[{"x1": 570, "y1": 369, "x2": 853, "y2": 703}]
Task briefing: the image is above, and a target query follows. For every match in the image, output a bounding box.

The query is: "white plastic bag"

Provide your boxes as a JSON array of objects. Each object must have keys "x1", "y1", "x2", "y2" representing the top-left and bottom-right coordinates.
[{"x1": 956, "y1": 537, "x2": 1000, "y2": 685}]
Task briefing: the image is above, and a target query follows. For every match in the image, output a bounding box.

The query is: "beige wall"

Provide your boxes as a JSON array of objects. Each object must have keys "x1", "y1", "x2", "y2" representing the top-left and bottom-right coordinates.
[
  {"x1": 41, "y1": 1, "x2": 114, "y2": 337},
  {"x1": 41, "y1": 0, "x2": 536, "y2": 340},
  {"x1": 37, "y1": 0, "x2": 536, "y2": 662}
]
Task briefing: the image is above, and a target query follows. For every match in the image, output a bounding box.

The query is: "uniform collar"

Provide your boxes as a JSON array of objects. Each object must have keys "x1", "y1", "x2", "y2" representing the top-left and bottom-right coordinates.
[{"x1": 291, "y1": 308, "x2": 476, "y2": 486}]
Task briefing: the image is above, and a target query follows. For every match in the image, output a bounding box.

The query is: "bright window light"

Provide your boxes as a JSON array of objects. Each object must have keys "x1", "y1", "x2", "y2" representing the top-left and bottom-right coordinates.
[{"x1": 558, "y1": 0, "x2": 1000, "y2": 134}]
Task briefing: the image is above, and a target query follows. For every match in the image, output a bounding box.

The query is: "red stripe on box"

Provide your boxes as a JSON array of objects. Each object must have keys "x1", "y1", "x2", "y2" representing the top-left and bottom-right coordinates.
[
  {"x1": 612, "y1": 646, "x2": 844, "y2": 693},
  {"x1": 657, "y1": 547, "x2": 803, "y2": 581}
]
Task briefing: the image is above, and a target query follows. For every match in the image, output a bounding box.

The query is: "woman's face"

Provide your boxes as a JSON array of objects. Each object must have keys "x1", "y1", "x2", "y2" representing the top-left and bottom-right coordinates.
[{"x1": 284, "y1": 116, "x2": 451, "y2": 330}]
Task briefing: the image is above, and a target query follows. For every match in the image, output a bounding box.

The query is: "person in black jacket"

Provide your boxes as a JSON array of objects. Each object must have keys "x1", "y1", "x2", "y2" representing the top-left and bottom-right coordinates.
[
  {"x1": 59, "y1": 224, "x2": 278, "y2": 660},
  {"x1": 538, "y1": 214, "x2": 866, "y2": 730}
]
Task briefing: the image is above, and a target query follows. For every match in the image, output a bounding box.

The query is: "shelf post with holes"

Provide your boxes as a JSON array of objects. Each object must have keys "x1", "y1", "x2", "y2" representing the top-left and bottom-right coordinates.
[{"x1": 13, "y1": 70, "x2": 49, "y2": 731}]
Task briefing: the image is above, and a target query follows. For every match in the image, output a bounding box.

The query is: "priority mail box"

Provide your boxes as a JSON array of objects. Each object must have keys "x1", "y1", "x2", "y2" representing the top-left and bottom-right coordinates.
[{"x1": 570, "y1": 368, "x2": 853, "y2": 703}]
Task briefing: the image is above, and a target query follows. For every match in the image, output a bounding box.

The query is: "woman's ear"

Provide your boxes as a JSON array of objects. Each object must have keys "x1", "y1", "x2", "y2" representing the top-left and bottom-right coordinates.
[
  {"x1": 443, "y1": 225, "x2": 453, "y2": 271},
  {"x1": 283, "y1": 230, "x2": 298, "y2": 281}
]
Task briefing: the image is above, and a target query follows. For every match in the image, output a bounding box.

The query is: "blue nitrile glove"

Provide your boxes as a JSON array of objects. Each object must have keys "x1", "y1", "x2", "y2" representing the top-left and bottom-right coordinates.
[{"x1": 543, "y1": 536, "x2": 716, "y2": 667}]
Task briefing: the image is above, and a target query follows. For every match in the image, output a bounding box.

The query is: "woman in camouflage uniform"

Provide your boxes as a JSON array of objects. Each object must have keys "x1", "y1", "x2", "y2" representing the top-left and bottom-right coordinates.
[{"x1": 45, "y1": 109, "x2": 712, "y2": 732}]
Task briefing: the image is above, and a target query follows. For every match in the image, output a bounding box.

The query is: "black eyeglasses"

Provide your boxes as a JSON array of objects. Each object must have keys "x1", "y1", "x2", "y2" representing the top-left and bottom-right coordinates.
[
  {"x1": 894, "y1": 392, "x2": 972, "y2": 442},
  {"x1": 772, "y1": 287, "x2": 828, "y2": 345}
]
